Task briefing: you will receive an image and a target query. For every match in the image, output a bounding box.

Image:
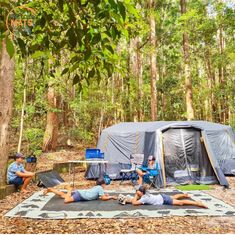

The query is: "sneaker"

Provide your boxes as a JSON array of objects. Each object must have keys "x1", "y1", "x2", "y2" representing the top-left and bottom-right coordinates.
[{"x1": 117, "y1": 194, "x2": 126, "y2": 205}]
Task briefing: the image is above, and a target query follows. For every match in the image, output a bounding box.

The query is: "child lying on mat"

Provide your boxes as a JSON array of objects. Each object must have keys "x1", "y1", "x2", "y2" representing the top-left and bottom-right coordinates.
[
  {"x1": 43, "y1": 178, "x2": 117, "y2": 203},
  {"x1": 118, "y1": 185, "x2": 208, "y2": 208}
]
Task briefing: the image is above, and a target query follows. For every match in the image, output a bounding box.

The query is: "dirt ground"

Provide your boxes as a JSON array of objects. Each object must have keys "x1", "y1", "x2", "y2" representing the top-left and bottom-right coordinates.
[{"x1": 0, "y1": 150, "x2": 235, "y2": 234}]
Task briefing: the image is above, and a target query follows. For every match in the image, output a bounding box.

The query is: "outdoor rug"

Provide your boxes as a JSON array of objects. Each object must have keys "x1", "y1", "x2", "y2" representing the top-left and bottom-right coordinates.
[{"x1": 4, "y1": 189, "x2": 235, "y2": 219}]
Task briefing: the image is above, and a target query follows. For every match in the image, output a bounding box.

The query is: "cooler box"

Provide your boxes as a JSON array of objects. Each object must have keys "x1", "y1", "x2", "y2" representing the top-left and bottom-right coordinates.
[{"x1": 85, "y1": 149, "x2": 104, "y2": 159}]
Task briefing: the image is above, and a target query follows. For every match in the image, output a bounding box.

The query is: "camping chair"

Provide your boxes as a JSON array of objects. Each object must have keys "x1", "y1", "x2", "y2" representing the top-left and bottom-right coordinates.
[
  {"x1": 142, "y1": 162, "x2": 159, "y2": 189},
  {"x1": 119, "y1": 154, "x2": 144, "y2": 185}
]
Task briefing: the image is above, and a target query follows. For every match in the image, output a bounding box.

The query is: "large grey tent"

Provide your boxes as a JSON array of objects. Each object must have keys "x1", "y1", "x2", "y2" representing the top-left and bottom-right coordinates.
[{"x1": 85, "y1": 121, "x2": 235, "y2": 188}]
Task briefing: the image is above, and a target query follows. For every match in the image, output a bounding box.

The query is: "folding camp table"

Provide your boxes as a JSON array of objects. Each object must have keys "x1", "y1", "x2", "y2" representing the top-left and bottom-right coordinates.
[{"x1": 68, "y1": 160, "x2": 108, "y2": 187}]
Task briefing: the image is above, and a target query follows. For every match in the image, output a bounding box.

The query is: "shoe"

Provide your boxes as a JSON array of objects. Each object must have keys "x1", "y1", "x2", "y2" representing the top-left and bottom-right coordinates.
[{"x1": 117, "y1": 194, "x2": 126, "y2": 205}]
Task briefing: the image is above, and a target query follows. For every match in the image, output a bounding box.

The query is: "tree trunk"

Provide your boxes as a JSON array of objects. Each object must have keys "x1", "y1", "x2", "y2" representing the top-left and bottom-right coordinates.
[
  {"x1": 136, "y1": 37, "x2": 144, "y2": 121},
  {"x1": 0, "y1": 39, "x2": 14, "y2": 184},
  {"x1": 124, "y1": 38, "x2": 132, "y2": 121},
  {"x1": 42, "y1": 85, "x2": 59, "y2": 152},
  {"x1": 211, "y1": 71, "x2": 218, "y2": 121},
  {"x1": 204, "y1": 98, "x2": 211, "y2": 121},
  {"x1": 62, "y1": 100, "x2": 69, "y2": 127},
  {"x1": 98, "y1": 109, "x2": 104, "y2": 138},
  {"x1": 204, "y1": 49, "x2": 218, "y2": 122},
  {"x1": 17, "y1": 58, "x2": 28, "y2": 153},
  {"x1": 180, "y1": 0, "x2": 194, "y2": 120},
  {"x1": 149, "y1": 0, "x2": 158, "y2": 121},
  {"x1": 218, "y1": 28, "x2": 228, "y2": 123},
  {"x1": 161, "y1": 55, "x2": 167, "y2": 120}
]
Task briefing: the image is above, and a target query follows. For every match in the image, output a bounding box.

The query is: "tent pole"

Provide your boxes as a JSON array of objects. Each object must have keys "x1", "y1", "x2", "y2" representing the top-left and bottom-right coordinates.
[
  {"x1": 201, "y1": 135, "x2": 220, "y2": 183},
  {"x1": 160, "y1": 132, "x2": 166, "y2": 188}
]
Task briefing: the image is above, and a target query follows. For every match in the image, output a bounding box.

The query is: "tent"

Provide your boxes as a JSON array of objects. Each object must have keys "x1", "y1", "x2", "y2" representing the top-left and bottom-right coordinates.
[{"x1": 85, "y1": 121, "x2": 235, "y2": 188}]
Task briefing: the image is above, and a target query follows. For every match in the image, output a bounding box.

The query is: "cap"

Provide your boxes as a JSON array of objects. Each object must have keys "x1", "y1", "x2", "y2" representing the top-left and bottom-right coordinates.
[{"x1": 15, "y1": 153, "x2": 25, "y2": 158}]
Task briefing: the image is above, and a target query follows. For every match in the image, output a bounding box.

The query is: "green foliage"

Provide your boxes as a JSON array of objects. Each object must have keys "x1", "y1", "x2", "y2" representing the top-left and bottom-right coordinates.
[
  {"x1": 7, "y1": 0, "x2": 235, "y2": 151},
  {"x1": 68, "y1": 128, "x2": 94, "y2": 144},
  {"x1": 24, "y1": 128, "x2": 44, "y2": 156},
  {"x1": 6, "y1": 37, "x2": 15, "y2": 58},
  {"x1": 24, "y1": 0, "x2": 137, "y2": 86}
]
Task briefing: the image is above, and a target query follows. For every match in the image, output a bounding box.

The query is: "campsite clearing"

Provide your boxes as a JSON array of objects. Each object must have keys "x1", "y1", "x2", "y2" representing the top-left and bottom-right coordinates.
[{"x1": 0, "y1": 150, "x2": 234, "y2": 233}]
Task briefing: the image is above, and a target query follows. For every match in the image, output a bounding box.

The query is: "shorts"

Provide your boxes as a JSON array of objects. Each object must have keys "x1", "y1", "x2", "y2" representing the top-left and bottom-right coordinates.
[
  {"x1": 72, "y1": 191, "x2": 85, "y2": 202},
  {"x1": 160, "y1": 193, "x2": 173, "y2": 205},
  {"x1": 9, "y1": 177, "x2": 24, "y2": 186}
]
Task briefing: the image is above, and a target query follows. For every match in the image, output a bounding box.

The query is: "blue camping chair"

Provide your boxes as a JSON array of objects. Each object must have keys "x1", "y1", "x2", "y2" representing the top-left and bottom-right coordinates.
[{"x1": 142, "y1": 162, "x2": 159, "y2": 189}]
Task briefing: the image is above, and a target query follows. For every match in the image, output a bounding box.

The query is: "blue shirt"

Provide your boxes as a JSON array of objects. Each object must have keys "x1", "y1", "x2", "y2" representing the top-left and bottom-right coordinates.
[
  {"x1": 77, "y1": 185, "x2": 104, "y2": 200},
  {"x1": 139, "y1": 163, "x2": 157, "y2": 172},
  {"x1": 7, "y1": 162, "x2": 25, "y2": 183}
]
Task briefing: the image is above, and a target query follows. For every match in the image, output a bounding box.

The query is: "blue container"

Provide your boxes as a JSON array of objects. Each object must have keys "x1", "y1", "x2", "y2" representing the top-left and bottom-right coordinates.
[
  {"x1": 85, "y1": 149, "x2": 104, "y2": 159},
  {"x1": 99, "y1": 152, "x2": 104, "y2": 159},
  {"x1": 26, "y1": 156, "x2": 37, "y2": 163}
]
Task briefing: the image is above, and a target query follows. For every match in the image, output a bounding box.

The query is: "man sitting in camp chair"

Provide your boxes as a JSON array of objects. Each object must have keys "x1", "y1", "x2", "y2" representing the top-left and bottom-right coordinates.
[
  {"x1": 118, "y1": 185, "x2": 208, "y2": 208},
  {"x1": 43, "y1": 178, "x2": 117, "y2": 203},
  {"x1": 136, "y1": 155, "x2": 157, "y2": 185}
]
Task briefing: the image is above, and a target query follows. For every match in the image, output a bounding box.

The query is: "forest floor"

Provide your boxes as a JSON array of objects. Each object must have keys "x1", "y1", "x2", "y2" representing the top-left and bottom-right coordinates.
[{"x1": 0, "y1": 149, "x2": 235, "y2": 234}]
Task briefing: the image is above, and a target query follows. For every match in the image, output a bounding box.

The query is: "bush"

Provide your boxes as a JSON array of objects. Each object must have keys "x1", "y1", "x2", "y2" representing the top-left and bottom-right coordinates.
[
  {"x1": 68, "y1": 128, "x2": 94, "y2": 144},
  {"x1": 24, "y1": 128, "x2": 44, "y2": 156}
]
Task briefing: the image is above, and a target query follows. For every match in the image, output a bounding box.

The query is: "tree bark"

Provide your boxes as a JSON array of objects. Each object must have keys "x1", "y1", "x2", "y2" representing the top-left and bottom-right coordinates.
[
  {"x1": 98, "y1": 109, "x2": 104, "y2": 138},
  {"x1": 42, "y1": 85, "x2": 59, "y2": 152},
  {"x1": 180, "y1": 0, "x2": 195, "y2": 120},
  {"x1": 17, "y1": 58, "x2": 28, "y2": 153},
  {"x1": 136, "y1": 37, "x2": 144, "y2": 121},
  {"x1": 204, "y1": 49, "x2": 218, "y2": 122},
  {"x1": 0, "y1": 39, "x2": 14, "y2": 184},
  {"x1": 62, "y1": 100, "x2": 69, "y2": 127},
  {"x1": 149, "y1": 0, "x2": 158, "y2": 121},
  {"x1": 124, "y1": 38, "x2": 132, "y2": 121},
  {"x1": 218, "y1": 28, "x2": 228, "y2": 123}
]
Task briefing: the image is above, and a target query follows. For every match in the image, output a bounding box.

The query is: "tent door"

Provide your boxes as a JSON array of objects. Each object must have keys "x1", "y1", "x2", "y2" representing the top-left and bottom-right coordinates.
[{"x1": 162, "y1": 128, "x2": 218, "y2": 185}]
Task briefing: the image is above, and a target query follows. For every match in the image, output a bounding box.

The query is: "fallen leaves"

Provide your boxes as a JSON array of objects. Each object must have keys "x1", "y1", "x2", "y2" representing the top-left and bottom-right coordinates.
[{"x1": 0, "y1": 150, "x2": 234, "y2": 233}]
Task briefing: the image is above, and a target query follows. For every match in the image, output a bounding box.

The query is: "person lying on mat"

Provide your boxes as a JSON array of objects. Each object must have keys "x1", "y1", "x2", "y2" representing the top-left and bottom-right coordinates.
[
  {"x1": 136, "y1": 155, "x2": 156, "y2": 185},
  {"x1": 43, "y1": 178, "x2": 117, "y2": 203},
  {"x1": 7, "y1": 152, "x2": 35, "y2": 193},
  {"x1": 121, "y1": 185, "x2": 208, "y2": 208}
]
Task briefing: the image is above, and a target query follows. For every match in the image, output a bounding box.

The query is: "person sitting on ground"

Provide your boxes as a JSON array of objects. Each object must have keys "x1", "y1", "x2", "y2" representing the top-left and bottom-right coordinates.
[
  {"x1": 43, "y1": 178, "x2": 117, "y2": 203},
  {"x1": 7, "y1": 152, "x2": 35, "y2": 193},
  {"x1": 136, "y1": 155, "x2": 156, "y2": 185},
  {"x1": 130, "y1": 185, "x2": 208, "y2": 208}
]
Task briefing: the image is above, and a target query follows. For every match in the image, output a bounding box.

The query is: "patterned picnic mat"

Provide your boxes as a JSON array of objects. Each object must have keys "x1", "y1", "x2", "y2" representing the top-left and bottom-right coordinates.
[{"x1": 4, "y1": 189, "x2": 235, "y2": 219}]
